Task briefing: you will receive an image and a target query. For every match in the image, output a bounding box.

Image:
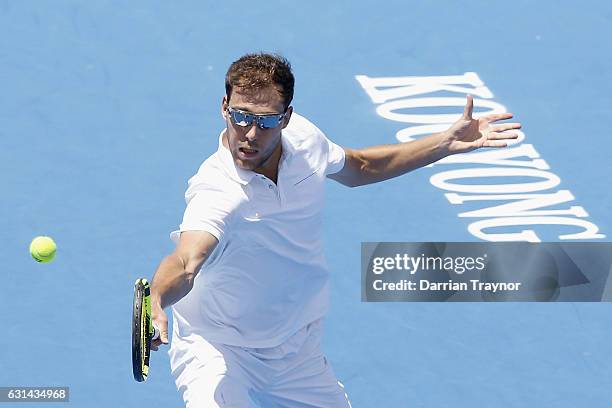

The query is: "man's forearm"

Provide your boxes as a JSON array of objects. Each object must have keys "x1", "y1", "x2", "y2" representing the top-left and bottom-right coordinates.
[
  {"x1": 150, "y1": 253, "x2": 196, "y2": 310},
  {"x1": 331, "y1": 95, "x2": 519, "y2": 188},
  {"x1": 350, "y1": 132, "x2": 448, "y2": 186}
]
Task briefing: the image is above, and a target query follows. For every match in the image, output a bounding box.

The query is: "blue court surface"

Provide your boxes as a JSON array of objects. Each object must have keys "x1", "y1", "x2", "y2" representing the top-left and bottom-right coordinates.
[{"x1": 2, "y1": 1, "x2": 611, "y2": 407}]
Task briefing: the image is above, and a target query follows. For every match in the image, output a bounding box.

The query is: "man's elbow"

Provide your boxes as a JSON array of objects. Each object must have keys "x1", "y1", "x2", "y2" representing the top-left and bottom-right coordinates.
[{"x1": 328, "y1": 172, "x2": 363, "y2": 188}]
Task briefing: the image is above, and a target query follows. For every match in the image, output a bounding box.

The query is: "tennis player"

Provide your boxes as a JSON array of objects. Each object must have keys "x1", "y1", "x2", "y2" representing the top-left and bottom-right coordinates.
[{"x1": 150, "y1": 53, "x2": 521, "y2": 407}]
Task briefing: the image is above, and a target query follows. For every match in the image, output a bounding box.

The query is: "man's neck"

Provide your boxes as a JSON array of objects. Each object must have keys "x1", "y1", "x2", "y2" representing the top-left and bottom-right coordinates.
[{"x1": 255, "y1": 141, "x2": 282, "y2": 184}]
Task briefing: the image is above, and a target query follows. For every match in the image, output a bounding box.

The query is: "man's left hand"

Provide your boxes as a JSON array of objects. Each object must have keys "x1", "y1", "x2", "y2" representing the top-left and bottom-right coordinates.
[{"x1": 441, "y1": 95, "x2": 522, "y2": 155}]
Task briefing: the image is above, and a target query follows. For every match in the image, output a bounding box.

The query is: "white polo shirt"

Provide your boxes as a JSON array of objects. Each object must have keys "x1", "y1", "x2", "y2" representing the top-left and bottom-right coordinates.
[{"x1": 169, "y1": 112, "x2": 345, "y2": 348}]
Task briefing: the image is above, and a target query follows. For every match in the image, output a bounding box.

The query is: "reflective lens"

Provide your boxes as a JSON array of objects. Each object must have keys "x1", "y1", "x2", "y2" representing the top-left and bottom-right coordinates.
[{"x1": 227, "y1": 107, "x2": 285, "y2": 129}]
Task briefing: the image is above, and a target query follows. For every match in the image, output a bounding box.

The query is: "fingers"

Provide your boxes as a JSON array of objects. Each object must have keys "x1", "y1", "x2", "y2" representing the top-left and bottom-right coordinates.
[
  {"x1": 488, "y1": 131, "x2": 519, "y2": 140},
  {"x1": 150, "y1": 306, "x2": 169, "y2": 352},
  {"x1": 483, "y1": 140, "x2": 509, "y2": 148},
  {"x1": 151, "y1": 332, "x2": 167, "y2": 351},
  {"x1": 463, "y1": 95, "x2": 474, "y2": 119},
  {"x1": 491, "y1": 122, "x2": 521, "y2": 132},
  {"x1": 160, "y1": 326, "x2": 169, "y2": 345},
  {"x1": 483, "y1": 113, "x2": 514, "y2": 122}
]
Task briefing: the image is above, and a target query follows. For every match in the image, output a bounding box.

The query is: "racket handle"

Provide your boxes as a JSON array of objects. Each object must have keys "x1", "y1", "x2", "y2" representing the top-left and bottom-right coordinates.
[{"x1": 152, "y1": 326, "x2": 160, "y2": 341}]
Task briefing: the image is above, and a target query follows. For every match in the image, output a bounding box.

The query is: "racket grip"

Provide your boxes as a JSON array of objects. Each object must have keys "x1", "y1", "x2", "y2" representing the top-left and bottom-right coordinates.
[{"x1": 152, "y1": 326, "x2": 160, "y2": 341}]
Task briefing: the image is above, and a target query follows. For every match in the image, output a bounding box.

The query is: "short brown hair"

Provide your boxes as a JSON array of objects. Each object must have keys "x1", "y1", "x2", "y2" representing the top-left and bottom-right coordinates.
[{"x1": 225, "y1": 53, "x2": 295, "y2": 111}]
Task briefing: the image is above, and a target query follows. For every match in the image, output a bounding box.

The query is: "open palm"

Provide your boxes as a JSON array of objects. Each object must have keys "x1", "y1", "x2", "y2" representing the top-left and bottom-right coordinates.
[{"x1": 445, "y1": 95, "x2": 522, "y2": 154}]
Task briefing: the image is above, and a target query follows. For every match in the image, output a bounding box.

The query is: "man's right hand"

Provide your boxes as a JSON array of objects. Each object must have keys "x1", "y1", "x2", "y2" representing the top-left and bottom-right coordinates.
[{"x1": 151, "y1": 301, "x2": 169, "y2": 351}]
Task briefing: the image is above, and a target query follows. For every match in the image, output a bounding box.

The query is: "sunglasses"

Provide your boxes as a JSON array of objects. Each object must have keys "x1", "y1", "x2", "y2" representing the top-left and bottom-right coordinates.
[{"x1": 226, "y1": 106, "x2": 287, "y2": 130}]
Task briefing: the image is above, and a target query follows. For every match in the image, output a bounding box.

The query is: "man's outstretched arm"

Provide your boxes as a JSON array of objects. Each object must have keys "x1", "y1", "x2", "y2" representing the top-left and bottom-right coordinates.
[
  {"x1": 149, "y1": 230, "x2": 218, "y2": 349},
  {"x1": 328, "y1": 95, "x2": 521, "y2": 187}
]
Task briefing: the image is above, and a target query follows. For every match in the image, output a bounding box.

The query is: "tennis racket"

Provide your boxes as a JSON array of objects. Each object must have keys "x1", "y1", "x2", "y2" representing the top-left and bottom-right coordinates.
[{"x1": 132, "y1": 278, "x2": 159, "y2": 382}]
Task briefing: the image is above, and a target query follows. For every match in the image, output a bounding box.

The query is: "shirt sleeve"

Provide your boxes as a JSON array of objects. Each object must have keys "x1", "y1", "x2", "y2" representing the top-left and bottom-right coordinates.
[
  {"x1": 285, "y1": 112, "x2": 346, "y2": 177},
  {"x1": 170, "y1": 181, "x2": 236, "y2": 244},
  {"x1": 323, "y1": 136, "x2": 346, "y2": 176}
]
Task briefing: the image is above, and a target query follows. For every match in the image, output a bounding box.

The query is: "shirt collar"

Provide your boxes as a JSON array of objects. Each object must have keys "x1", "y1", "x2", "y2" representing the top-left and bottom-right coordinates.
[
  {"x1": 217, "y1": 128, "x2": 297, "y2": 185},
  {"x1": 280, "y1": 129, "x2": 296, "y2": 159}
]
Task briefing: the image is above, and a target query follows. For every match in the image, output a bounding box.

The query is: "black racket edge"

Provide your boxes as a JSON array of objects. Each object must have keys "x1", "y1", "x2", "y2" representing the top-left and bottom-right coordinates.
[{"x1": 132, "y1": 278, "x2": 149, "y2": 382}]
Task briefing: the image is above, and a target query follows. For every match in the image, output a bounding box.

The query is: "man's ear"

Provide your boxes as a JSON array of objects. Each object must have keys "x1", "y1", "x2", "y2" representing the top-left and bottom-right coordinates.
[
  {"x1": 221, "y1": 95, "x2": 228, "y2": 119},
  {"x1": 281, "y1": 106, "x2": 293, "y2": 129}
]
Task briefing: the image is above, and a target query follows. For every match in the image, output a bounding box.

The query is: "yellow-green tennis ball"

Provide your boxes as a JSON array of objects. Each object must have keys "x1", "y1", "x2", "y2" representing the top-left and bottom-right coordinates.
[{"x1": 29, "y1": 236, "x2": 57, "y2": 263}]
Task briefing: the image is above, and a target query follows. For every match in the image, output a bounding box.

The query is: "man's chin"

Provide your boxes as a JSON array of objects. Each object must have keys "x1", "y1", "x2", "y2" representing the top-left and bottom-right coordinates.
[{"x1": 234, "y1": 158, "x2": 259, "y2": 171}]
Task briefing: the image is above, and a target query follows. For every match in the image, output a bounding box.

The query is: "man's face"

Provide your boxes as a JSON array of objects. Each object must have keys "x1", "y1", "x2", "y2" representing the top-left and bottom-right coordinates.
[{"x1": 221, "y1": 86, "x2": 292, "y2": 172}]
